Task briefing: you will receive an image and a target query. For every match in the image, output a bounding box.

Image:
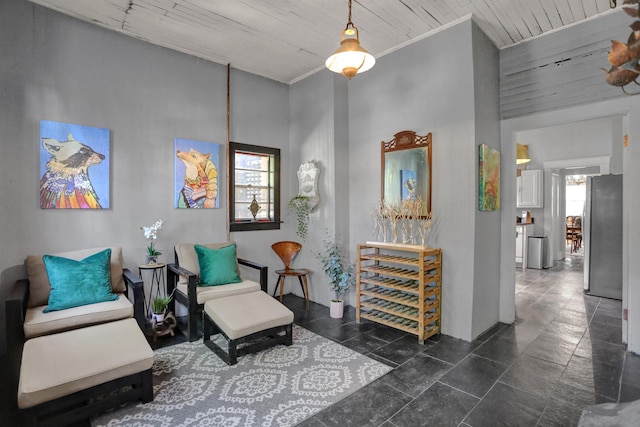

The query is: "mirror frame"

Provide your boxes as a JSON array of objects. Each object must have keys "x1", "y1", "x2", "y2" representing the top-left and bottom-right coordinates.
[{"x1": 381, "y1": 130, "x2": 432, "y2": 216}]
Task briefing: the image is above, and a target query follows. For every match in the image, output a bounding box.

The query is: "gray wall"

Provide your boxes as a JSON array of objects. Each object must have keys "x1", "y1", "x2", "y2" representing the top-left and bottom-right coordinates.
[
  {"x1": 471, "y1": 22, "x2": 501, "y2": 338},
  {"x1": 2, "y1": 0, "x2": 503, "y2": 349},
  {"x1": 518, "y1": 117, "x2": 615, "y2": 169},
  {"x1": 288, "y1": 70, "x2": 351, "y2": 305},
  {"x1": 0, "y1": 0, "x2": 291, "y2": 353},
  {"x1": 346, "y1": 19, "x2": 500, "y2": 341}
]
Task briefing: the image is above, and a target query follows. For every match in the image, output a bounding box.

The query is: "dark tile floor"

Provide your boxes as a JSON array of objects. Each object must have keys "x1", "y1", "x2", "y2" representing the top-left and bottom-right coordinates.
[
  {"x1": 291, "y1": 254, "x2": 640, "y2": 427},
  {"x1": 2, "y1": 254, "x2": 639, "y2": 427}
]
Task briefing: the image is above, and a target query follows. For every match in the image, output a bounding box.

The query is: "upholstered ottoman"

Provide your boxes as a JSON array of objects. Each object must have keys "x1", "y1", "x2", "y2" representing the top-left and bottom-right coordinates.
[
  {"x1": 203, "y1": 291, "x2": 294, "y2": 365},
  {"x1": 18, "y1": 318, "x2": 154, "y2": 426}
]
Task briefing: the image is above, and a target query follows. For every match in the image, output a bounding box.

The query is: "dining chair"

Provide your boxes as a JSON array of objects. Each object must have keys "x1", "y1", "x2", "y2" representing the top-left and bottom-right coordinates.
[
  {"x1": 572, "y1": 216, "x2": 583, "y2": 252},
  {"x1": 566, "y1": 216, "x2": 576, "y2": 249},
  {"x1": 271, "y1": 241, "x2": 311, "y2": 309}
]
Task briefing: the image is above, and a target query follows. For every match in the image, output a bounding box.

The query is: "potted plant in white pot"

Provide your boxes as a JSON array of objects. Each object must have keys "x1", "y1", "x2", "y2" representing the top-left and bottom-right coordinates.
[
  {"x1": 316, "y1": 232, "x2": 355, "y2": 318},
  {"x1": 151, "y1": 293, "x2": 172, "y2": 325}
]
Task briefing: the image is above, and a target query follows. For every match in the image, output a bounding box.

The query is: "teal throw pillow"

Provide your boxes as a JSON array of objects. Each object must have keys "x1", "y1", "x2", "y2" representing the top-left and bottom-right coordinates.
[
  {"x1": 43, "y1": 248, "x2": 118, "y2": 312},
  {"x1": 195, "y1": 244, "x2": 242, "y2": 286}
]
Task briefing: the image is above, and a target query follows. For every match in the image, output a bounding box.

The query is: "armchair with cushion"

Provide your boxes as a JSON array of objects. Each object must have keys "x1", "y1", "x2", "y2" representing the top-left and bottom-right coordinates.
[
  {"x1": 167, "y1": 242, "x2": 268, "y2": 342},
  {"x1": 6, "y1": 246, "x2": 145, "y2": 350},
  {"x1": 5, "y1": 246, "x2": 151, "y2": 425}
]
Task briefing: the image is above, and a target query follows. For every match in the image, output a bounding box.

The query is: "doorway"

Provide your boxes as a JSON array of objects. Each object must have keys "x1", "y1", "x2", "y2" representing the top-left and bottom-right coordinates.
[
  {"x1": 564, "y1": 174, "x2": 586, "y2": 257},
  {"x1": 499, "y1": 105, "x2": 629, "y2": 349}
]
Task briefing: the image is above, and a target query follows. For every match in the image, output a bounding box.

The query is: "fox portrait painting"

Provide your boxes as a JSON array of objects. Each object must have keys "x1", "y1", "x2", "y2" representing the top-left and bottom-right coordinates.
[
  {"x1": 174, "y1": 138, "x2": 220, "y2": 209},
  {"x1": 39, "y1": 120, "x2": 110, "y2": 209}
]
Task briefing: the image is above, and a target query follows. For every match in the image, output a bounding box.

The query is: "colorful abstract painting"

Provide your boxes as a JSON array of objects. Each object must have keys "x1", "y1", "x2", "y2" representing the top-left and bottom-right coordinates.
[
  {"x1": 174, "y1": 138, "x2": 220, "y2": 208},
  {"x1": 478, "y1": 144, "x2": 500, "y2": 211},
  {"x1": 39, "y1": 120, "x2": 110, "y2": 209}
]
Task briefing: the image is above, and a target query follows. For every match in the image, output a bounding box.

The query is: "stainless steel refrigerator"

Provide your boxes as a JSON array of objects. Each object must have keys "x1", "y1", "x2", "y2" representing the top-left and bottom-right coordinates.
[{"x1": 583, "y1": 175, "x2": 623, "y2": 300}]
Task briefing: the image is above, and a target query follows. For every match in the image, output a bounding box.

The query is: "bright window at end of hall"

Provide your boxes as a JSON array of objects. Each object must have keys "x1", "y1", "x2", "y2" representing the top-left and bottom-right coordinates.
[{"x1": 229, "y1": 142, "x2": 280, "y2": 232}]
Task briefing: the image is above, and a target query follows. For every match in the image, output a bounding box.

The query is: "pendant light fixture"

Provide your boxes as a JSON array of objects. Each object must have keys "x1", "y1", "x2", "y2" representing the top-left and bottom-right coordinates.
[
  {"x1": 325, "y1": 0, "x2": 375, "y2": 79},
  {"x1": 516, "y1": 143, "x2": 531, "y2": 165}
]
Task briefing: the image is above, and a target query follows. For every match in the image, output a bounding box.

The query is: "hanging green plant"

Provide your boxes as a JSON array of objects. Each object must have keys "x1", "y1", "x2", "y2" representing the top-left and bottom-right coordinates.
[{"x1": 288, "y1": 195, "x2": 311, "y2": 240}]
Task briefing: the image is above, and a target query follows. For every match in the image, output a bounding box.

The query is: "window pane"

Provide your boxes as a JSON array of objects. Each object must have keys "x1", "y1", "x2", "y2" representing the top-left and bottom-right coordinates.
[
  {"x1": 229, "y1": 142, "x2": 280, "y2": 232},
  {"x1": 235, "y1": 152, "x2": 270, "y2": 172},
  {"x1": 234, "y1": 187, "x2": 273, "y2": 220},
  {"x1": 236, "y1": 170, "x2": 270, "y2": 187}
]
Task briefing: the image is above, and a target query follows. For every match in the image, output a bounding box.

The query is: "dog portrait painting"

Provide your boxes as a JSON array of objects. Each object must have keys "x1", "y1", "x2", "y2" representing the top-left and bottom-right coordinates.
[
  {"x1": 174, "y1": 138, "x2": 220, "y2": 209},
  {"x1": 39, "y1": 120, "x2": 110, "y2": 209}
]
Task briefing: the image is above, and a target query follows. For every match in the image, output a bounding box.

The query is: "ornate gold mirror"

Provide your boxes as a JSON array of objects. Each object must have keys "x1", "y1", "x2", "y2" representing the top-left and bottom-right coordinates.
[{"x1": 381, "y1": 130, "x2": 432, "y2": 217}]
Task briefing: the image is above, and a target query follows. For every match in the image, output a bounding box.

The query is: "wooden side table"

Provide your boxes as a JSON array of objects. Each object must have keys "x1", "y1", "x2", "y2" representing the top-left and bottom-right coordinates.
[{"x1": 138, "y1": 263, "x2": 166, "y2": 319}]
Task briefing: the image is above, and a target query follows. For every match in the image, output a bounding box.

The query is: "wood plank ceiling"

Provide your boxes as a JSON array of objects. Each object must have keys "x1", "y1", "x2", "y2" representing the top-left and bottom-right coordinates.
[{"x1": 30, "y1": 0, "x2": 616, "y2": 84}]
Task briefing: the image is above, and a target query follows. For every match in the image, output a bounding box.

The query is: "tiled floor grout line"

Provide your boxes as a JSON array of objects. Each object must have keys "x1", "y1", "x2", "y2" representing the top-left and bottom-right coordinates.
[
  {"x1": 293, "y1": 256, "x2": 628, "y2": 426},
  {"x1": 435, "y1": 379, "x2": 483, "y2": 400},
  {"x1": 497, "y1": 262, "x2": 596, "y2": 425},
  {"x1": 617, "y1": 351, "x2": 628, "y2": 403},
  {"x1": 380, "y1": 336, "x2": 499, "y2": 426},
  {"x1": 458, "y1": 378, "x2": 501, "y2": 427},
  {"x1": 449, "y1": 343, "x2": 520, "y2": 427},
  {"x1": 380, "y1": 387, "x2": 422, "y2": 426}
]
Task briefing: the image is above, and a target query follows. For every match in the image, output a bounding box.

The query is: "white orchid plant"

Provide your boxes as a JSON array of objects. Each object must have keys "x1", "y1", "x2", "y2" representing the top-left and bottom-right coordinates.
[{"x1": 141, "y1": 219, "x2": 165, "y2": 256}]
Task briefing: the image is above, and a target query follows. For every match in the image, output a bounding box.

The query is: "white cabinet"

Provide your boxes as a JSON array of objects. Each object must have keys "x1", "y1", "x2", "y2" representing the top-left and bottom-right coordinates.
[
  {"x1": 517, "y1": 170, "x2": 543, "y2": 208},
  {"x1": 516, "y1": 224, "x2": 534, "y2": 268}
]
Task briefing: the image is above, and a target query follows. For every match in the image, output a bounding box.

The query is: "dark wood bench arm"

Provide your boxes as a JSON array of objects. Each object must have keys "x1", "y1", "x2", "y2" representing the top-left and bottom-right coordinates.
[
  {"x1": 123, "y1": 269, "x2": 146, "y2": 331},
  {"x1": 166, "y1": 263, "x2": 198, "y2": 340},
  {"x1": 167, "y1": 263, "x2": 196, "y2": 279},
  {"x1": 238, "y1": 258, "x2": 268, "y2": 293},
  {"x1": 6, "y1": 279, "x2": 29, "y2": 353},
  {"x1": 166, "y1": 263, "x2": 197, "y2": 316}
]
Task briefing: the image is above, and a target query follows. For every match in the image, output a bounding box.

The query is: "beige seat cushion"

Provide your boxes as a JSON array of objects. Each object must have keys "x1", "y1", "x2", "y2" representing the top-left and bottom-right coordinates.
[
  {"x1": 204, "y1": 291, "x2": 294, "y2": 340},
  {"x1": 25, "y1": 246, "x2": 126, "y2": 308},
  {"x1": 174, "y1": 242, "x2": 238, "y2": 286},
  {"x1": 177, "y1": 280, "x2": 260, "y2": 305},
  {"x1": 23, "y1": 294, "x2": 133, "y2": 339},
  {"x1": 18, "y1": 318, "x2": 153, "y2": 409}
]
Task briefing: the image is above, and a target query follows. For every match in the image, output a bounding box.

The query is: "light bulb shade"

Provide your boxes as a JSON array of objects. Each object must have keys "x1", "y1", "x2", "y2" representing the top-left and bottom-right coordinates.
[
  {"x1": 516, "y1": 143, "x2": 531, "y2": 164},
  {"x1": 326, "y1": 33, "x2": 375, "y2": 79}
]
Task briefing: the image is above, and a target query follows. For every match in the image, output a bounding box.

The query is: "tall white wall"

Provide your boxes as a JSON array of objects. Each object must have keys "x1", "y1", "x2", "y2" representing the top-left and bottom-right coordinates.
[{"x1": 287, "y1": 71, "x2": 351, "y2": 306}]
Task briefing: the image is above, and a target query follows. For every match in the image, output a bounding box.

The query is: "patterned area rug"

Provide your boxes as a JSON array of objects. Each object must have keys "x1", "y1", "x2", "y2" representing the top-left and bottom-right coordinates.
[{"x1": 92, "y1": 325, "x2": 391, "y2": 427}]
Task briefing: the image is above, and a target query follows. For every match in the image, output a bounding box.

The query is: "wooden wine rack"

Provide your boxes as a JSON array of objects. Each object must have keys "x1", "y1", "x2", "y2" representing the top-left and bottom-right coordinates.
[{"x1": 356, "y1": 242, "x2": 442, "y2": 343}]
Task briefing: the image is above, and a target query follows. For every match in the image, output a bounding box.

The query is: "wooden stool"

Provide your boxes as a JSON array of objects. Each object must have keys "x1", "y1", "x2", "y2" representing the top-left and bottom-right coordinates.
[
  {"x1": 203, "y1": 291, "x2": 294, "y2": 365},
  {"x1": 271, "y1": 241, "x2": 311, "y2": 309}
]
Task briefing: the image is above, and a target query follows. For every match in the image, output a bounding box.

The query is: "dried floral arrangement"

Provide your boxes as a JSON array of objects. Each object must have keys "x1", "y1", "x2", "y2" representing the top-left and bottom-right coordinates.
[
  {"x1": 604, "y1": 1, "x2": 640, "y2": 94},
  {"x1": 371, "y1": 198, "x2": 433, "y2": 245}
]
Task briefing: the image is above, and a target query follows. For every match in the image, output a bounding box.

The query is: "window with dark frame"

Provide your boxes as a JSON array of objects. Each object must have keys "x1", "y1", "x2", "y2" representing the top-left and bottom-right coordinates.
[{"x1": 229, "y1": 142, "x2": 281, "y2": 232}]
